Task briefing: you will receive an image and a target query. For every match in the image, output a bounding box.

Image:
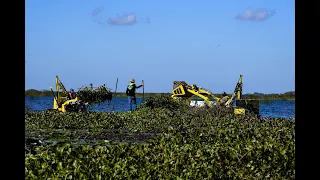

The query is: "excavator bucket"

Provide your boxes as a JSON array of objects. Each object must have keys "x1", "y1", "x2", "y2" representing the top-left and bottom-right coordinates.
[
  {"x1": 172, "y1": 81, "x2": 193, "y2": 97},
  {"x1": 173, "y1": 81, "x2": 188, "y2": 89},
  {"x1": 236, "y1": 99, "x2": 260, "y2": 116},
  {"x1": 171, "y1": 75, "x2": 260, "y2": 117}
]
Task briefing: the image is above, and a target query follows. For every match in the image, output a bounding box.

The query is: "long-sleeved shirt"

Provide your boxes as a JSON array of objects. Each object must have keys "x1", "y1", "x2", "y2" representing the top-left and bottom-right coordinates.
[{"x1": 126, "y1": 83, "x2": 142, "y2": 96}]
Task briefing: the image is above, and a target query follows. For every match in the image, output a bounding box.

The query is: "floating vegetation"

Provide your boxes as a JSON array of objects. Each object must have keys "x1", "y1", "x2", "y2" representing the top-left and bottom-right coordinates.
[
  {"x1": 76, "y1": 84, "x2": 112, "y2": 105},
  {"x1": 25, "y1": 95, "x2": 295, "y2": 179},
  {"x1": 138, "y1": 94, "x2": 188, "y2": 110}
]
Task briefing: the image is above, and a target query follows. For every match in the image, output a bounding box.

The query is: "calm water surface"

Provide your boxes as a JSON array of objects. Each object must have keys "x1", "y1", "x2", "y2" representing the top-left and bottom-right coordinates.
[{"x1": 25, "y1": 97, "x2": 295, "y2": 119}]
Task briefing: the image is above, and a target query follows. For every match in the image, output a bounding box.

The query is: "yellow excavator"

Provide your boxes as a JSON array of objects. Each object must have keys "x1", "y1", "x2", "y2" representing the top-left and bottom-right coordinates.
[
  {"x1": 50, "y1": 76, "x2": 87, "y2": 112},
  {"x1": 171, "y1": 75, "x2": 260, "y2": 116}
]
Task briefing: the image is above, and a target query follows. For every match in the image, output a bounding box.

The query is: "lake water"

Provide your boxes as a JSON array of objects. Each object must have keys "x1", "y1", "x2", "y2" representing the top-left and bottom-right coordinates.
[{"x1": 25, "y1": 96, "x2": 295, "y2": 119}]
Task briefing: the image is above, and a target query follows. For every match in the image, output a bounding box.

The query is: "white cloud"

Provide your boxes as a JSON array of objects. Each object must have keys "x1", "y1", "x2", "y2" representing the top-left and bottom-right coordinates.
[
  {"x1": 107, "y1": 13, "x2": 137, "y2": 25},
  {"x1": 235, "y1": 8, "x2": 276, "y2": 21}
]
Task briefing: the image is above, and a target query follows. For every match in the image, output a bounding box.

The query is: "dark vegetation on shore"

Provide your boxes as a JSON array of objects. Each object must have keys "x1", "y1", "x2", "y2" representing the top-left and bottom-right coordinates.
[{"x1": 25, "y1": 89, "x2": 295, "y2": 100}]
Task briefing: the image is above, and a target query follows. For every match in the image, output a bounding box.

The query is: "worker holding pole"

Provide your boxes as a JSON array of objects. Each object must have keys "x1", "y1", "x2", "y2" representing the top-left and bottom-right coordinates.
[{"x1": 126, "y1": 78, "x2": 144, "y2": 111}]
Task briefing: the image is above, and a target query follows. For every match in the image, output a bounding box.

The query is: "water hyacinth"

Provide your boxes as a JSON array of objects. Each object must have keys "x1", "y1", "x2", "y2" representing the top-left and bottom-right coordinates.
[
  {"x1": 76, "y1": 84, "x2": 112, "y2": 105},
  {"x1": 25, "y1": 95, "x2": 295, "y2": 179}
]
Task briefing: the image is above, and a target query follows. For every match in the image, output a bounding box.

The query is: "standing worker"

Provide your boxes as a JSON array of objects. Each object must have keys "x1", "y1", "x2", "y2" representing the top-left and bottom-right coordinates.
[{"x1": 126, "y1": 78, "x2": 144, "y2": 111}]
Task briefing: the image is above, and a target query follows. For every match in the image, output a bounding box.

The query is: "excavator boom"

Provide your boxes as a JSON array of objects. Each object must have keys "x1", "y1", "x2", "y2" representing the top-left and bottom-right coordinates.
[
  {"x1": 171, "y1": 81, "x2": 220, "y2": 106},
  {"x1": 225, "y1": 75, "x2": 243, "y2": 107},
  {"x1": 56, "y1": 76, "x2": 68, "y2": 95},
  {"x1": 51, "y1": 75, "x2": 84, "y2": 112},
  {"x1": 171, "y1": 75, "x2": 260, "y2": 116}
]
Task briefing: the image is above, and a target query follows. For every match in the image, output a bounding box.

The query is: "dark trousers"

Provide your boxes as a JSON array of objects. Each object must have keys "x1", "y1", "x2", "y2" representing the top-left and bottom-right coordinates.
[{"x1": 128, "y1": 96, "x2": 137, "y2": 111}]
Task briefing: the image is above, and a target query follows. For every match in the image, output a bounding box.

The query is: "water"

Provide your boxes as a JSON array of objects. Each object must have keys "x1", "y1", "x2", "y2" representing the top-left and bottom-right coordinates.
[
  {"x1": 260, "y1": 100, "x2": 295, "y2": 118},
  {"x1": 25, "y1": 96, "x2": 295, "y2": 119},
  {"x1": 25, "y1": 96, "x2": 144, "y2": 112}
]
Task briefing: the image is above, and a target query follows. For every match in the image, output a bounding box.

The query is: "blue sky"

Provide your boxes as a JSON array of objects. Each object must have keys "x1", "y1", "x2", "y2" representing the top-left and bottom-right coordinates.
[{"x1": 25, "y1": 0, "x2": 294, "y2": 94}]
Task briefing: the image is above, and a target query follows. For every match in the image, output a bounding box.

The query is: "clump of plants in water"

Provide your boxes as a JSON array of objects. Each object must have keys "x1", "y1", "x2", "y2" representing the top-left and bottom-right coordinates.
[
  {"x1": 138, "y1": 94, "x2": 188, "y2": 111},
  {"x1": 25, "y1": 95, "x2": 295, "y2": 179},
  {"x1": 76, "y1": 84, "x2": 112, "y2": 105},
  {"x1": 138, "y1": 94, "x2": 235, "y2": 117}
]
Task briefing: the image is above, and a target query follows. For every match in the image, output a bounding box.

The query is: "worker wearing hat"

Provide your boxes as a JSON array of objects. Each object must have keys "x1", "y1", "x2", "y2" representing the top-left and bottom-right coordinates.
[
  {"x1": 67, "y1": 88, "x2": 77, "y2": 100},
  {"x1": 126, "y1": 78, "x2": 143, "y2": 111}
]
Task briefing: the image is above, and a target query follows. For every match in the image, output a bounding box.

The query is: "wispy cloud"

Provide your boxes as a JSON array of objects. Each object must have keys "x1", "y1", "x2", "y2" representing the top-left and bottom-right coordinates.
[
  {"x1": 235, "y1": 8, "x2": 276, "y2": 21},
  {"x1": 90, "y1": 6, "x2": 104, "y2": 17},
  {"x1": 90, "y1": 7, "x2": 150, "y2": 25},
  {"x1": 107, "y1": 13, "x2": 137, "y2": 25}
]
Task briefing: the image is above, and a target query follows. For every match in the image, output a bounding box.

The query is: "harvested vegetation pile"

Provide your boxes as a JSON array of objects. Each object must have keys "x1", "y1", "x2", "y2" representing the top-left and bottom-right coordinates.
[
  {"x1": 25, "y1": 95, "x2": 295, "y2": 179},
  {"x1": 76, "y1": 84, "x2": 112, "y2": 104},
  {"x1": 138, "y1": 94, "x2": 188, "y2": 110}
]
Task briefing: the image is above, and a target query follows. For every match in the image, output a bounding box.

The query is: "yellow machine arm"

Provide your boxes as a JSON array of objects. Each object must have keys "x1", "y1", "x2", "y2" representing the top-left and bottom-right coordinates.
[
  {"x1": 50, "y1": 75, "x2": 81, "y2": 112},
  {"x1": 56, "y1": 76, "x2": 68, "y2": 95},
  {"x1": 225, "y1": 75, "x2": 243, "y2": 107},
  {"x1": 171, "y1": 81, "x2": 220, "y2": 106},
  {"x1": 171, "y1": 75, "x2": 259, "y2": 116},
  {"x1": 171, "y1": 75, "x2": 243, "y2": 108},
  {"x1": 53, "y1": 75, "x2": 69, "y2": 106}
]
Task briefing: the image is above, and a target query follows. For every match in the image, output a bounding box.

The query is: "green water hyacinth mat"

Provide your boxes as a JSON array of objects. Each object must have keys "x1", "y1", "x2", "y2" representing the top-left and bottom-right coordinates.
[
  {"x1": 25, "y1": 95, "x2": 294, "y2": 179},
  {"x1": 77, "y1": 84, "x2": 112, "y2": 105}
]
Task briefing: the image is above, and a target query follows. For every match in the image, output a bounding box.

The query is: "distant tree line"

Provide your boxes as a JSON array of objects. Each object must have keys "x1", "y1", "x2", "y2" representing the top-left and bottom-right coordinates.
[
  {"x1": 25, "y1": 89, "x2": 295, "y2": 100},
  {"x1": 25, "y1": 89, "x2": 67, "y2": 97}
]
